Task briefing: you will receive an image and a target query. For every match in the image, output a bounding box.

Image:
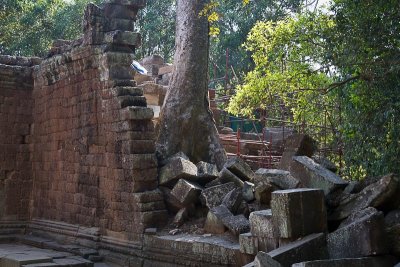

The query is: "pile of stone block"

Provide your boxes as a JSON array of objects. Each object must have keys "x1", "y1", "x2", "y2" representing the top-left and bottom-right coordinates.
[
  {"x1": 236, "y1": 134, "x2": 400, "y2": 266},
  {"x1": 159, "y1": 133, "x2": 400, "y2": 266}
]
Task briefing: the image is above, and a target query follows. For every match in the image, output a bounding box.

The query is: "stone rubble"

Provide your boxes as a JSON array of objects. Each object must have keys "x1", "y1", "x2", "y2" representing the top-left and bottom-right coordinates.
[{"x1": 155, "y1": 144, "x2": 400, "y2": 267}]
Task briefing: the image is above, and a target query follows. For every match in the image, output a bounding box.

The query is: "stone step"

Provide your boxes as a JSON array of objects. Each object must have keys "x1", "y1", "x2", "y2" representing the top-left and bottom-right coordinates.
[
  {"x1": 118, "y1": 95, "x2": 147, "y2": 108},
  {"x1": 120, "y1": 106, "x2": 154, "y2": 121},
  {"x1": 115, "y1": 86, "x2": 143, "y2": 97}
]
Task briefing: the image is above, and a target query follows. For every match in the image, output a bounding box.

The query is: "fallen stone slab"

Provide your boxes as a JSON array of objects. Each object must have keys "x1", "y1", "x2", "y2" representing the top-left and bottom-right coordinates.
[
  {"x1": 171, "y1": 179, "x2": 203, "y2": 205},
  {"x1": 338, "y1": 207, "x2": 378, "y2": 228},
  {"x1": 292, "y1": 256, "x2": 397, "y2": 267},
  {"x1": 204, "y1": 205, "x2": 233, "y2": 234},
  {"x1": 222, "y1": 188, "x2": 242, "y2": 213},
  {"x1": 200, "y1": 182, "x2": 237, "y2": 209},
  {"x1": 254, "y1": 251, "x2": 282, "y2": 267},
  {"x1": 327, "y1": 211, "x2": 387, "y2": 258},
  {"x1": 260, "y1": 233, "x2": 328, "y2": 267},
  {"x1": 249, "y1": 210, "x2": 276, "y2": 238},
  {"x1": 329, "y1": 173, "x2": 399, "y2": 221},
  {"x1": 205, "y1": 205, "x2": 250, "y2": 236},
  {"x1": 289, "y1": 156, "x2": 348, "y2": 195},
  {"x1": 271, "y1": 188, "x2": 327, "y2": 239},
  {"x1": 312, "y1": 155, "x2": 338, "y2": 173},
  {"x1": 204, "y1": 209, "x2": 226, "y2": 234},
  {"x1": 224, "y1": 156, "x2": 255, "y2": 181},
  {"x1": 159, "y1": 157, "x2": 198, "y2": 186},
  {"x1": 219, "y1": 167, "x2": 244, "y2": 187},
  {"x1": 196, "y1": 161, "x2": 219, "y2": 184},
  {"x1": 255, "y1": 169, "x2": 299, "y2": 190},
  {"x1": 239, "y1": 232, "x2": 258, "y2": 255},
  {"x1": 279, "y1": 134, "x2": 317, "y2": 170}
]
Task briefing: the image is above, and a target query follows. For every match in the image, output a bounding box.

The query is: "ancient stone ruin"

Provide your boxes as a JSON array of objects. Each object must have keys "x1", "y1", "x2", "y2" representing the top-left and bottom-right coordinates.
[{"x1": 1, "y1": 1, "x2": 400, "y2": 267}]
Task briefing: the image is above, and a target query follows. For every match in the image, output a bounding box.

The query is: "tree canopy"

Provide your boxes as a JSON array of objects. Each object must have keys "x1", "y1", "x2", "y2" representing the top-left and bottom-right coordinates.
[{"x1": 228, "y1": 0, "x2": 400, "y2": 179}]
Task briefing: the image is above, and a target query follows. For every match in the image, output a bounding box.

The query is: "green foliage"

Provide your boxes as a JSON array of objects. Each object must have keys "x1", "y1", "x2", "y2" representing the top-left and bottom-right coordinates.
[
  {"x1": 209, "y1": 0, "x2": 302, "y2": 77},
  {"x1": 228, "y1": 1, "x2": 400, "y2": 179},
  {"x1": 0, "y1": 0, "x2": 104, "y2": 57}
]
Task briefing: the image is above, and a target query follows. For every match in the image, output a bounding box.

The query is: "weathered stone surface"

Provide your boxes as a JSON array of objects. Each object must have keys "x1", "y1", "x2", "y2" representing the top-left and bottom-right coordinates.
[
  {"x1": 171, "y1": 179, "x2": 202, "y2": 205},
  {"x1": 52, "y1": 256, "x2": 93, "y2": 266},
  {"x1": 200, "y1": 182, "x2": 237, "y2": 209},
  {"x1": 120, "y1": 106, "x2": 154, "y2": 120},
  {"x1": 254, "y1": 183, "x2": 274, "y2": 206},
  {"x1": 1, "y1": 254, "x2": 53, "y2": 266},
  {"x1": 249, "y1": 210, "x2": 276, "y2": 238},
  {"x1": 224, "y1": 156, "x2": 255, "y2": 181},
  {"x1": 222, "y1": 188, "x2": 242, "y2": 213},
  {"x1": 312, "y1": 155, "x2": 338, "y2": 173},
  {"x1": 159, "y1": 157, "x2": 198, "y2": 186},
  {"x1": 329, "y1": 174, "x2": 399, "y2": 221},
  {"x1": 222, "y1": 214, "x2": 250, "y2": 236},
  {"x1": 292, "y1": 257, "x2": 397, "y2": 267},
  {"x1": 219, "y1": 167, "x2": 244, "y2": 187},
  {"x1": 271, "y1": 188, "x2": 327, "y2": 238},
  {"x1": 254, "y1": 251, "x2": 282, "y2": 267},
  {"x1": 271, "y1": 188, "x2": 327, "y2": 239},
  {"x1": 279, "y1": 134, "x2": 317, "y2": 170},
  {"x1": 204, "y1": 206, "x2": 230, "y2": 234},
  {"x1": 258, "y1": 237, "x2": 279, "y2": 253},
  {"x1": 255, "y1": 168, "x2": 299, "y2": 190},
  {"x1": 239, "y1": 232, "x2": 258, "y2": 255},
  {"x1": 196, "y1": 161, "x2": 219, "y2": 184},
  {"x1": 338, "y1": 207, "x2": 378, "y2": 228},
  {"x1": 289, "y1": 156, "x2": 348, "y2": 195},
  {"x1": 327, "y1": 211, "x2": 387, "y2": 258},
  {"x1": 267, "y1": 233, "x2": 328, "y2": 267},
  {"x1": 243, "y1": 181, "x2": 255, "y2": 202}
]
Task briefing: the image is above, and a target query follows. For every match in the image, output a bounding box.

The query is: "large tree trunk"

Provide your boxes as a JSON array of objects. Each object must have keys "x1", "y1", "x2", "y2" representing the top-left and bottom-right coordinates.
[{"x1": 156, "y1": 0, "x2": 226, "y2": 169}]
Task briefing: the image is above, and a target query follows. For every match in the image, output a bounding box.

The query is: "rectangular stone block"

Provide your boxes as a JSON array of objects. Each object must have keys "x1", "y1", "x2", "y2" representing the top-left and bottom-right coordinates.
[
  {"x1": 267, "y1": 233, "x2": 328, "y2": 267},
  {"x1": 271, "y1": 188, "x2": 327, "y2": 239},
  {"x1": 224, "y1": 156, "x2": 254, "y2": 181},
  {"x1": 120, "y1": 106, "x2": 154, "y2": 121},
  {"x1": 240, "y1": 232, "x2": 258, "y2": 255},
  {"x1": 221, "y1": 214, "x2": 250, "y2": 236},
  {"x1": 159, "y1": 157, "x2": 198, "y2": 186},
  {"x1": 289, "y1": 156, "x2": 348, "y2": 195},
  {"x1": 249, "y1": 210, "x2": 276, "y2": 238},
  {"x1": 171, "y1": 179, "x2": 203, "y2": 205},
  {"x1": 327, "y1": 211, "x2": 388, "y2": 258}
]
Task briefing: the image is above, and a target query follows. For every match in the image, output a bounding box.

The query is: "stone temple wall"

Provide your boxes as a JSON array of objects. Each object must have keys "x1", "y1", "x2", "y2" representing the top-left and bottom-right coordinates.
[
  {"x1": 0, "y1": 0, "x2": 167, "y2": 242},
  {"x1": 0, "y1": 56, "x2": 40, "y2": 221}
]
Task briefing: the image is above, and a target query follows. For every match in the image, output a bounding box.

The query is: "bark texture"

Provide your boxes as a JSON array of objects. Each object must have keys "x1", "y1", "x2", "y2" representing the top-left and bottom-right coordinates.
[{"x1": 156, "y1": 0, "x2": 226, "y2": 169}]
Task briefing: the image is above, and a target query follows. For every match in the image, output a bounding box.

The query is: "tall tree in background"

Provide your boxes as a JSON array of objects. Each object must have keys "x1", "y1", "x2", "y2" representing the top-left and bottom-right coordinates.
[
  {"x1": 156, "y1": 0, "x2": 226, "y2": 169},
  {"x1": 136, "y1": 0, "x2": 176, "y2": 62},
  {"x1": 228, "y1": 0, "x2": 400, "y2": 179},
  {"x1": 209, "y1": 0, "x2": 302, "y2": 77}
]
